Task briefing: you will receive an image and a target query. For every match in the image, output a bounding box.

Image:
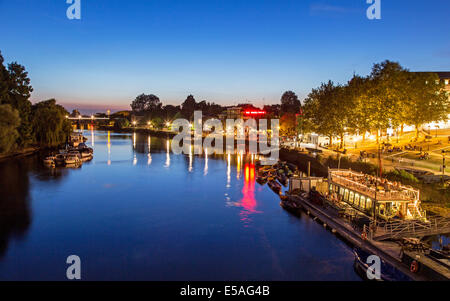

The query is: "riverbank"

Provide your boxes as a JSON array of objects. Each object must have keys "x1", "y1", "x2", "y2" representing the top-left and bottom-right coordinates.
[
  {"x1": 98, "y1": 126, "x2": 177, "y2": 139},
  {"x1": 279, "y1": 148, "x2": 328, "y2": 177},
  {"x1": 0, "y1": 147, "x2": 40, "y2": 163}
]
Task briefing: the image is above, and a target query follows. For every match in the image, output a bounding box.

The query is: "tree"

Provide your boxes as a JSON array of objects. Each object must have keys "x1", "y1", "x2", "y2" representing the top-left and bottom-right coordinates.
[
  {"x1": 404, "y1": 72, "x2": 450, "y2": 138},
  {"x1": 303, "y1": 81, "x2": 348, "y2": 147},
  {"x1": 263, "y1": 104, "x2": 281, "y2": 119},
  {"x1": 181, "y1": 94, "x2": 196, "y2": 120},
  {"x1": 280, "y1": 113, "x2": 297, "y2": 136},
  {"x1": 115, "y1": 118, "x2": 130, "y2": 129},
  {"x1": 162, "y1": 105, "x2": 180, "y2": 121},
  {"x1": 31, "y1": 99, "x2": 72, "y2": 147},
  {"x1": 0, "y1": 104, "x2": 20, "y2": 153},
  {"x1": 70, "y1": 109, "x2": 81, "y2": 118},
  {"x1": 5, "y1": 62, "x2": 34, "y2": 147},
  {"x1": 0, "y1": 52, "x2": 9, "y2": 104},
  {"x1": 280, "y1": 91, "x2": 301, "y2": 115},
  {"x1": 172, "y1": 111, "x2": 183, "y2": 120},
  {"x1": 346, "y1": 75, "x2": 372, "y2": 140},
  {"x1": 151, "y1": 117, "x2": 164, "y2": 130},
  {"x1": 131, "y1": 94, "x2": 161, "y2": 113},
  {"x1": 365, "y1": 60, "x2": 408, "y2": 142}
]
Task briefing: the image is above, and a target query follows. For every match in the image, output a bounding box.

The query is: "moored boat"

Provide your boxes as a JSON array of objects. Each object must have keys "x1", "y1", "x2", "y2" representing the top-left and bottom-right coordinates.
[
  {"x1": 277, "y1": 173, "x2": 288, "y2": 187},
  {"x1": 256, "y1": 176, "x2": 268, "y2": 185},
  {"x1": 55, "y1": 154, "x2": 66, "y2": 166},
  {"x1": 43, "y1": 156, "x2": 56, "y2": 166},
  {"x1": 268, "y1": 180, "x2": 282, "y2": 195},
  {"x1": 353, "y1": 247, "x2": 412, "y2": 281},
  {"x1": 68, "y1": 151, "x2": 81, "y2": 159},
  {"x1": 65, "y1": 155, "x2": 81, "y2": 165},
  {"x1": 80, "y1": 149, "x2": 92, "y2": 158}
]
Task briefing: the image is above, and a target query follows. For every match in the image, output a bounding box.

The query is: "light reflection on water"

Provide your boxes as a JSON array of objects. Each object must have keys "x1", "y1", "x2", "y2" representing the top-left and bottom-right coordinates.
[{"x1": 0, "y1": 130, "x2": 363, "y2": 281}]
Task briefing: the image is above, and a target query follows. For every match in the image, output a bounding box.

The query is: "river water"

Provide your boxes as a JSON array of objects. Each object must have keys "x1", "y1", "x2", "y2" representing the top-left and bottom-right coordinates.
[{"x1": 0, "y1": 130, "x2": 360, "y2": 281}]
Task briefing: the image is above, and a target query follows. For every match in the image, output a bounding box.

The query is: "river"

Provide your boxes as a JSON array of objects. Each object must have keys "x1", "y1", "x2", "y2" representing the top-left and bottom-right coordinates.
[{"x1": 0, "y1": 130, "x2": 360, "y2": 281}]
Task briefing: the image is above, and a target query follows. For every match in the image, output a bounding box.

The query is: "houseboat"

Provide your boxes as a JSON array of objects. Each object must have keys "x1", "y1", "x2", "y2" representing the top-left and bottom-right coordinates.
[
  {"x1": 327, "y1": 169, "x2": 426, "y2": 221},
  {"x1": 68, "y1": 132, "x2": 87, "y2": 147}
]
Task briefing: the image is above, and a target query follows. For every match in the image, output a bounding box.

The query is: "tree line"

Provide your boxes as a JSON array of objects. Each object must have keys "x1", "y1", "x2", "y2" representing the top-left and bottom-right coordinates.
[
  {"x1": 302, "y1": 60, "x2": 450, "y2": 147},
  {"x1": 129, "y1": 90, "x2": 301, "y2": 131},
  {"x1": 0, "y1": 51, "x2": 71, "y2": 154}
]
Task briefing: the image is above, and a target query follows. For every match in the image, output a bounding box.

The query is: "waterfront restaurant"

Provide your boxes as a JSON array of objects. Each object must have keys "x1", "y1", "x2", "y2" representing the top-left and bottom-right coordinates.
[{"x1": 327, "y1": 169, "x2": 425, "y2": 221}]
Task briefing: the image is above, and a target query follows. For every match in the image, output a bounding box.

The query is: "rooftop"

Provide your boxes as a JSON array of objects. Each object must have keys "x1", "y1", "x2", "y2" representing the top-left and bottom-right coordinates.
[{"x1": 329, "y1": 169, "x2": 420, "y2": 203}]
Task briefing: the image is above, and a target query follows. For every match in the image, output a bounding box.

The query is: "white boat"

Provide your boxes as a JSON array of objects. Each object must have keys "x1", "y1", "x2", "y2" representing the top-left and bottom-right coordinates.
[{"x1": 65, "y1": 155, "x2": 81, "y2": 165}]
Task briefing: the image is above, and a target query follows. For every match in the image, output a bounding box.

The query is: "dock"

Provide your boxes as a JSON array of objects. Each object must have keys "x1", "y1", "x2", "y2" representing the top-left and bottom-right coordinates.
[{"x1": 285, "y1": 193, "x2": 448, "y2": 281}]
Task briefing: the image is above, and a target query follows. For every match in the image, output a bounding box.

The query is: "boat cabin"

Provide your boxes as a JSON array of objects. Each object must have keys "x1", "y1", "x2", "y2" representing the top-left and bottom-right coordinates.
[{"x1": 327, "y1": 169, "x2": 425, "y2": 221}]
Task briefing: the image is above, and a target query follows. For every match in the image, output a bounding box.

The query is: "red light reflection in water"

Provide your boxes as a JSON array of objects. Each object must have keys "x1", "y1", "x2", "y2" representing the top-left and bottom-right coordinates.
[{"x1": 238, "y1": 163, "x2": 261, "y2": 225}]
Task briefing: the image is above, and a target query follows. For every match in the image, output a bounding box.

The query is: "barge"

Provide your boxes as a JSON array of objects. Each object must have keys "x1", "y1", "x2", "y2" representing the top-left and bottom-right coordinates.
[{"x1": 283, "y1": 168, "x2": 450, "y2": 281}]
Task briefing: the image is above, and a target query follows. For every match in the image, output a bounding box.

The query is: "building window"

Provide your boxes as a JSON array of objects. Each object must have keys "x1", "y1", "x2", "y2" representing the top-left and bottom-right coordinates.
[
  {"x1": 357, "y1": 196, "x2": 365, "y2": 209},
  {"x1": 366, "y1": 198, "x2": 372, "y2": 211},
  {"x1": 354, "y1": 193, "x2": 360, "y2": 206}
]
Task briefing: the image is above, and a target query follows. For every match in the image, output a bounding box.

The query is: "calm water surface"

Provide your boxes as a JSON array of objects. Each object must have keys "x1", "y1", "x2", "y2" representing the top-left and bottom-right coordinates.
[{"x1": 0, "y1": 130, "x2": 360, "y2": 280}]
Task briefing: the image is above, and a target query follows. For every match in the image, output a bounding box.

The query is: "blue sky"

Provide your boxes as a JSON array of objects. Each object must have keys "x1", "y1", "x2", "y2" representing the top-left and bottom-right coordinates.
[{"x1": 0, "y1": 0, "x2": 449, "y2": 113}]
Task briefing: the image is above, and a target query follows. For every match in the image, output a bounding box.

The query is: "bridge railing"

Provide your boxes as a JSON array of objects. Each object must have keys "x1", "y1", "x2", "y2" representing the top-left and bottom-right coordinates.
[{"x1": 377, "y1": 217, "x2": 450, "y2": 240}]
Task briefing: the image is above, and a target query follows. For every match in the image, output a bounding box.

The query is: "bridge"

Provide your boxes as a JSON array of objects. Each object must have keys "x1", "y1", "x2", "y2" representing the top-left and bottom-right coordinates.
[{"x1": 67, "y1": 116, "x2": 110, "y2": 130}]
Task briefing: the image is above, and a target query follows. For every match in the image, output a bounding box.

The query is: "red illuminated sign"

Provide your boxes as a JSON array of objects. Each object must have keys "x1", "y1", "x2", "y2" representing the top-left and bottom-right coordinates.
[{"x1": 243, "y1": 110, "x2": 266, "y2": 116}]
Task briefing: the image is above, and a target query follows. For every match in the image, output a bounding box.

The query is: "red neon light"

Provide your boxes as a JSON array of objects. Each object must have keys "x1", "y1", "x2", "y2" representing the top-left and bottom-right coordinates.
[{"x1": 243, "y1": 110, "x2": 266, "y2": 116}]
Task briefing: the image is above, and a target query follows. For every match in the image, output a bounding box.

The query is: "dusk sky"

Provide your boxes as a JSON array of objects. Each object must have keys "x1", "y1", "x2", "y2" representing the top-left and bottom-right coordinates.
[{"x1": 1, "y1": 0, "x2": 449, "y2": 113}]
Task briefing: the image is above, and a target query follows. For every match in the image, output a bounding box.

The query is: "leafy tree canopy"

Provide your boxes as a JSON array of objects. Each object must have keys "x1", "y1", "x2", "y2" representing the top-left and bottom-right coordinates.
[
  {"x1": 280, "y1": 91, "x2": 301, "y2": 114},
  {"x1": 0, "y1": 104, "x2": 20, "y2": 153},
  {"x1": 131, "y1": 94, "x2": 161, "y2": 113},
  {"x1": 31, "y1": 99, "x2": 71, "y2": 147}
]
